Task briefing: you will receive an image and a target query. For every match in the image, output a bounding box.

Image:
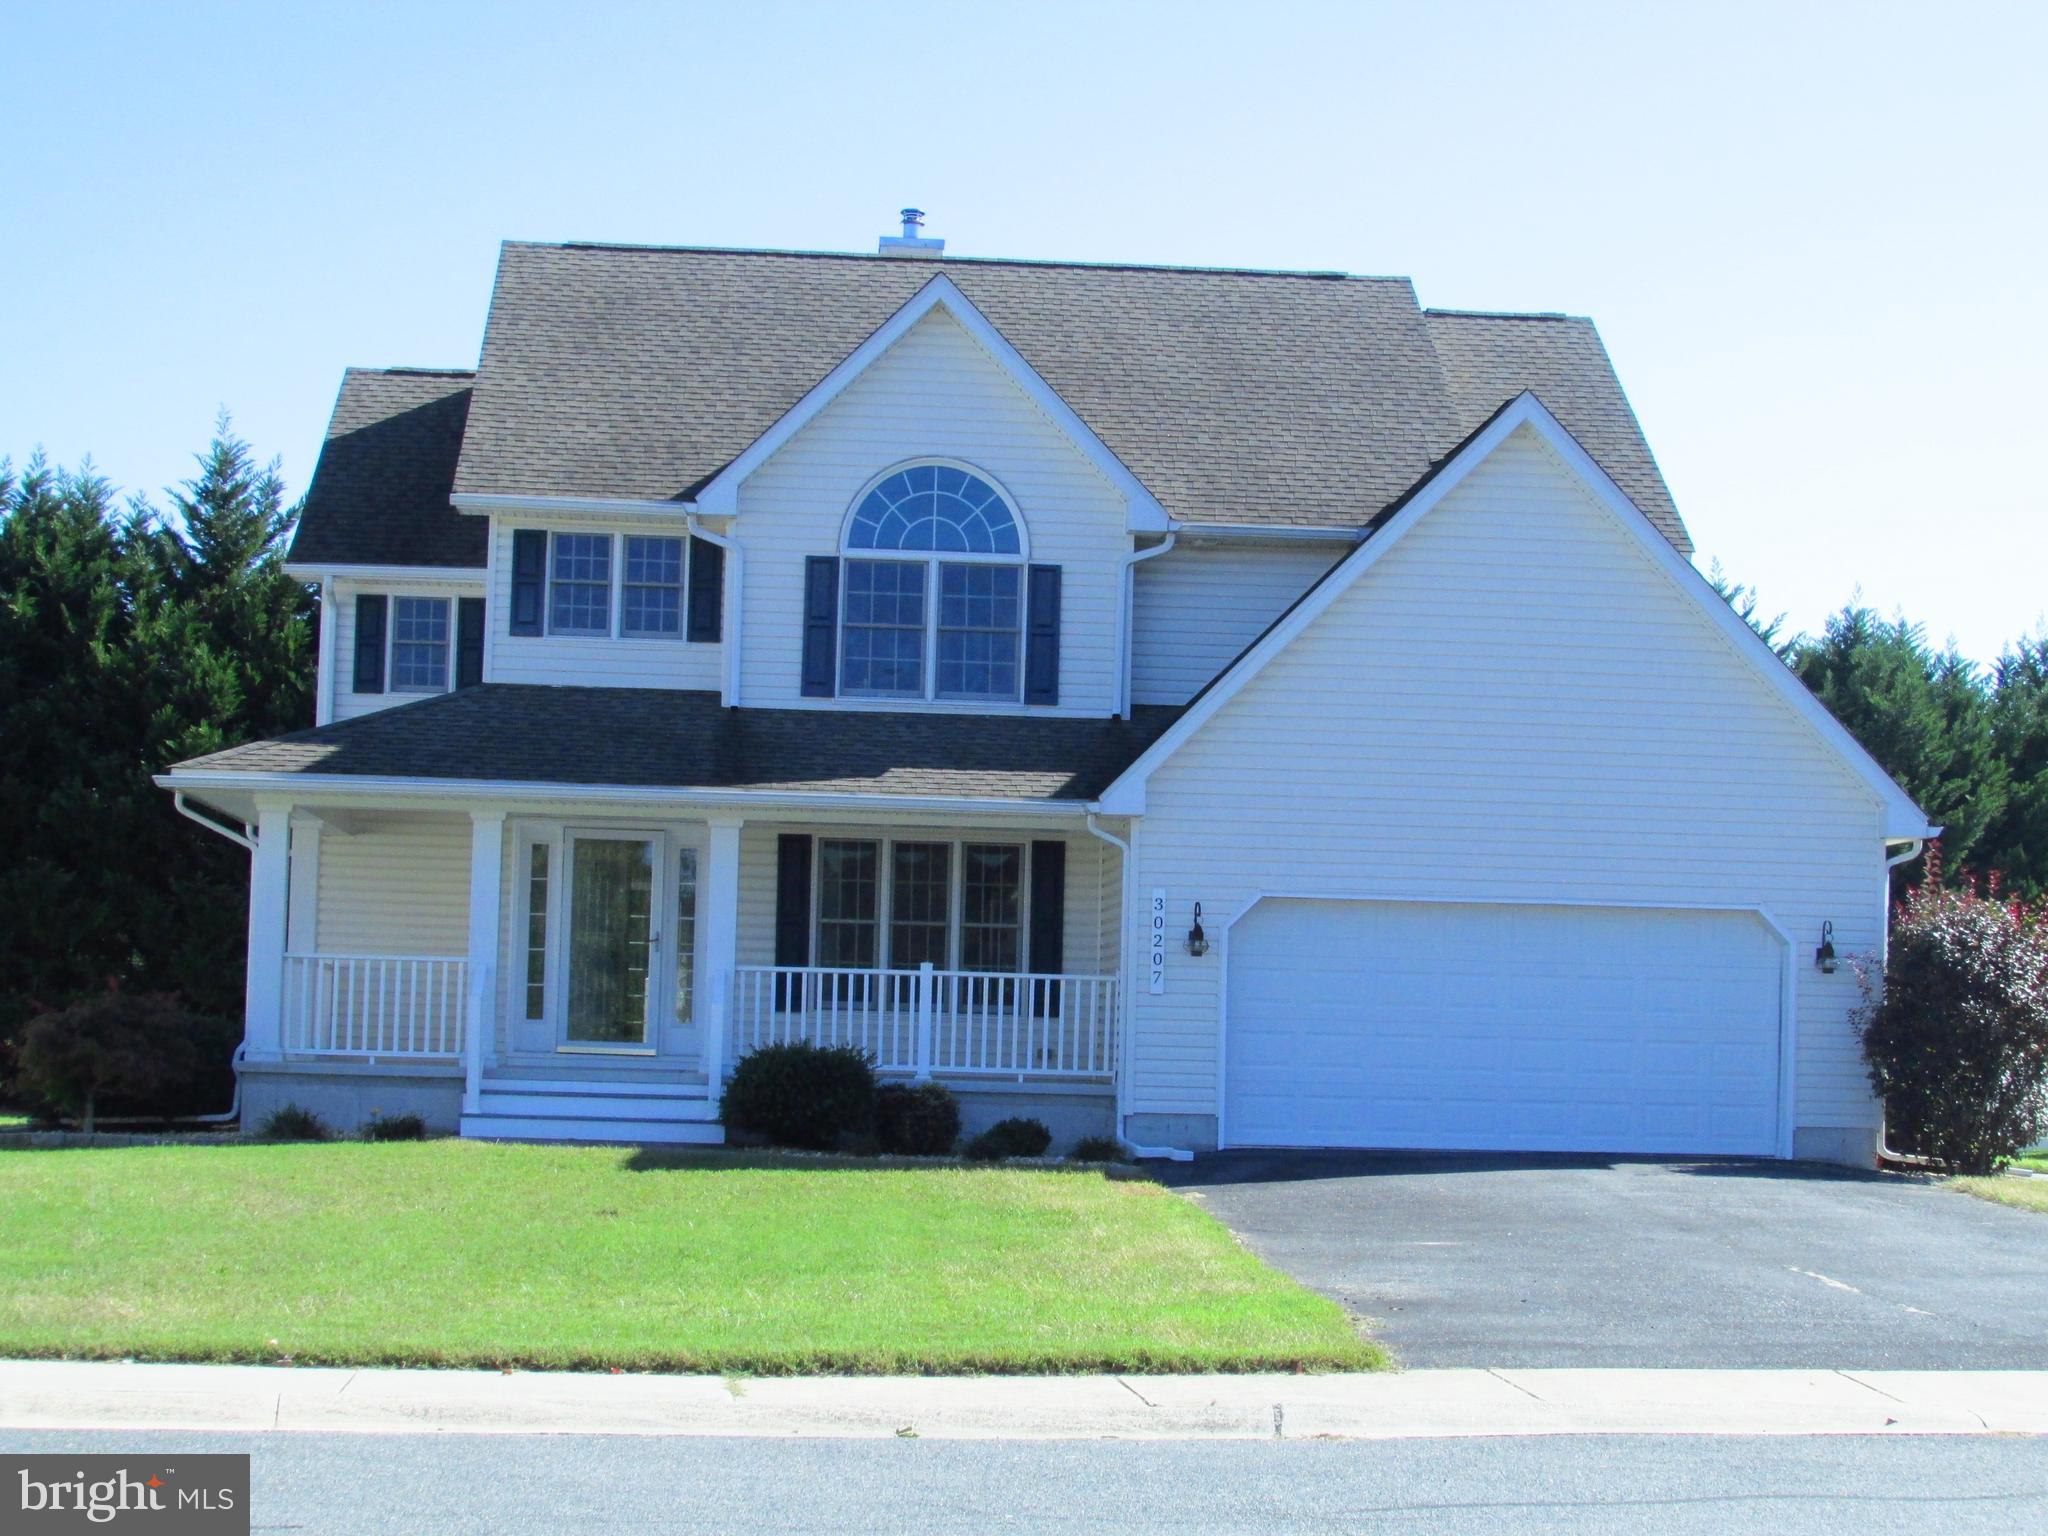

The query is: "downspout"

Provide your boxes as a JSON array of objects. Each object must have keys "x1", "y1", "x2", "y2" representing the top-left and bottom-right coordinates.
[
  {"x1": 1876, "y1": 837, "x2": 1939, "y2": 1168},
  {"x1": 1086, "y1": 812, "x2": 1193, "y2": 1162},
  {"x1": 686, "y1": 514, "x2": 741, "y2": 707},
  {"x1": 1116, "y1": 532, "x2": 1177, "y2": 719}
]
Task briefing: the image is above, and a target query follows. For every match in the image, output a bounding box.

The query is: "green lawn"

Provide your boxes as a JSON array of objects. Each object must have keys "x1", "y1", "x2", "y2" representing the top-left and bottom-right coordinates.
[
  {"x1": 1953, "y1": 1174, "x2": 2048, "y2": 1214},
  {"x1": 0, "y1": 1141, "x2": 1380, "y2": 1374}
]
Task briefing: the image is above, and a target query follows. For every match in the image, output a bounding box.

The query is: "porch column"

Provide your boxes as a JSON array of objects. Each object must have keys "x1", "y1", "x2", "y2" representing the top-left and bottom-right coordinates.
[
  {"x1": 464, "y1": 810, "x2": 507, "y2": 1115},
  {"x1": 699, "y1": 814, "x2": 744, "y2": 1091},
  {"x1": 242, "y1": 797, "x2": 294, "y2": 1062}
]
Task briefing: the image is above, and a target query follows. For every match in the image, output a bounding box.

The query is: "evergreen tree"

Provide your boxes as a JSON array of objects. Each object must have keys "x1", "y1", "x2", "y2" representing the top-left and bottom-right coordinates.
[
  {"x1": 1707, "y1": 559, "x2": 1794, "y2": 659},
  {"x1": 1986, "y1": 636, "x2": 2048, "y2": 898},
  {"x1": 1791, "y1": 605, "x2": 2008, "y2": 877}
]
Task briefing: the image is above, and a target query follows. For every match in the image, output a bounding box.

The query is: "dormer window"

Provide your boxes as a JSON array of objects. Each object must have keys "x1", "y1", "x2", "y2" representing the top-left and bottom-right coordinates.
[{"x1": 839, "y1": 462, "x2": 1026, "y2": 701}]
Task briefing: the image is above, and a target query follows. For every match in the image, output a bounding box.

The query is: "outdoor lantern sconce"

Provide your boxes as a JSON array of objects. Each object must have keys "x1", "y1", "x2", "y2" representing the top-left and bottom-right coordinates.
[
  {"x1": 1185, "y1": 902, "x2": 1209, "y2": 958},
  {"x1": 1815, "y1": 921, "x2": 1838, "y2": 974}
]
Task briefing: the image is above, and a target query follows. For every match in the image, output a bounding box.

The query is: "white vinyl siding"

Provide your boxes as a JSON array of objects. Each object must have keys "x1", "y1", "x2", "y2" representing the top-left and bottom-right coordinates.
[
  {"x1": 1130, "y1": 543, "x2": 1349, "y2": 705},
  {"x1": 327, "y1": 576, "x2": 485, "y2": 722},
  {"x1": 734, "y1": 309, "x2": 1126, "y2": 713},
  {"x1": 1129, "y1": 424, "x2": 1888, "y2": 1141},
  {"x1": 313, "y1": 816, "x2": 471, "y2": 955},
  {"x1": 489, "y1": 518, "x2": 725, "y2": 692}
]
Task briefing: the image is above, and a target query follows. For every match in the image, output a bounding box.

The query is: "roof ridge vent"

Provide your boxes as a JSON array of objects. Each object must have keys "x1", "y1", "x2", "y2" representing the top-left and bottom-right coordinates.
[{"x1": 878, "y1": 207, "x2": 946, "y2": 258}]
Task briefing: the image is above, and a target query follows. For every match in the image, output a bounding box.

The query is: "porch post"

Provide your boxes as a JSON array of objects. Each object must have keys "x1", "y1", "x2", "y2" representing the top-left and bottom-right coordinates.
[
  {"x1": 699, "y1": 814, "x2": 744, "y2": 1092},
  {"x1": 242, "y1": 797, "x2": 294, "y2": 1062},
  {"x1": 464, "y1": 810, "x2": 506, "y2": 1115}
]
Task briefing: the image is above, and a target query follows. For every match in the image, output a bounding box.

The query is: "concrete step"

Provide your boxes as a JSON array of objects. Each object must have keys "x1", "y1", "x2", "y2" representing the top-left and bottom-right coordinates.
[
  {"x1": 477, "y1": 1076, "x2": 709, "y2": 1098},
  {"x1": 475, "y1": 1090, "x2": 719, "y2": 1121},
  {"x1": 459, "y1": 1114, "x2": 726, "y2": 1146}
]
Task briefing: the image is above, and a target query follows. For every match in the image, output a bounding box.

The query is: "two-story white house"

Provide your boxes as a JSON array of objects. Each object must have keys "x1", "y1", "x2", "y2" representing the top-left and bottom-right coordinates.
[{"x1": 161, "y1": 216, "x2": 1933, "y2": 1163}]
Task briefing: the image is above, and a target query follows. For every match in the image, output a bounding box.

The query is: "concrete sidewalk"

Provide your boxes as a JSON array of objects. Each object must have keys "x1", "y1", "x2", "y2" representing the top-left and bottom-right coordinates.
[{"x1": 3, "y1": 1360, "x2": 2046, "y2": 1441}]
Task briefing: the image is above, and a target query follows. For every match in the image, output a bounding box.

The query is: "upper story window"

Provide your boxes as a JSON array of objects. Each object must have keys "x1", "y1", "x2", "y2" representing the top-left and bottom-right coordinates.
[
  {"x1": 390, "y1": 596, "x2": 451, "y2": 691},
  {"x1": 509, "y1": 529, "x2": 723, "y2": 644},
  {"x1": 548, "y1": 533, "x2": 613, "y2": 635},
  {"x1": 838, "y1": 462, "x2": 1027, "y2": 701}
]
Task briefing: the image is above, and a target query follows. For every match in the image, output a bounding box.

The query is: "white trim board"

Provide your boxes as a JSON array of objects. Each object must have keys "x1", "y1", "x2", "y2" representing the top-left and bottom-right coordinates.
[
  {"x1": 1094, "y1": 392, "x2": 1936, "y2": 841},
  {"x1": 689, "y1": 273, "x2": 1172, "y2": 533}
]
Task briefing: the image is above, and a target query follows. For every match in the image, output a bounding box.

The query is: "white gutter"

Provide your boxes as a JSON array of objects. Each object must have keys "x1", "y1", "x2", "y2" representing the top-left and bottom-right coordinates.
[
  {"x1": 1086, "y1": 811, "x2": 1192, "y2": 1163},
  {"x1": 1169, "y1": 522, "x2": 1363, "y2": 543},
  {"x1": 160, "y1": 771, "x2": 1091, "y2": 821},
  {"x1": 686, "y1": 514, "x2": 742, "y2": 707},
  {"x1": 1116, "y1": 532, "x2": 1177, "y2": 719},
  {"x1": 173, "y1": 791, "x2": 257, "y2": 852},
  {"x1": 283, "y1": 563, "x2": 485, "y2": 584},
  {"x1": 449, "y1": 492, "x2": 700, "y2": 518}
]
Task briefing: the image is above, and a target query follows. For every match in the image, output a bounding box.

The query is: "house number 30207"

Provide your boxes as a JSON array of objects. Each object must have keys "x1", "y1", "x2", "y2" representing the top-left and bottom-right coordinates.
[{"x1": 1148, "y1": 889, "x2": 1167, "y2": 994}]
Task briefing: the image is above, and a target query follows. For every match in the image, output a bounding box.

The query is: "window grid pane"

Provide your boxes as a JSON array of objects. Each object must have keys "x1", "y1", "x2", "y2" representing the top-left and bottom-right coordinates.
[
  {"x1": 840, "y1": 560, "x2": 926, "y2": 695},
  {"x1": 390, "y1": 596, "x2": 450, "y2": 691},
  {"x1": 888, "y1": 843, "x2": 951, "y2": 969},
  {"x1": 847, "y1": 463, "x2": 1021, "y2": 554},
  {"x1": 524, "y1": 843, "x2": 549, "y2": 1021},
  {"x1": 935, "y1": 564, "x2": 1021, "y2": 699},
  {"x1": 674, "y1": 848, "x2": 697, "y2": 1025},
  {"x1": 959, "y1": 844, "x2": 1023, "y2": 973},
  {"x1": 623, "y1": 536, "x2": 684, "y2": 637},
  {"x1": 816, "y1": 839, "x2": 879, "y2": 968},
  {"x1": 550, "y1": 533, "x2": 612, "y2": 634}
]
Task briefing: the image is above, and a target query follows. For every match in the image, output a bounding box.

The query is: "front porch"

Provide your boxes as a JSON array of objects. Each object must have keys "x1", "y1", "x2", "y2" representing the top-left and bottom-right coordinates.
[{"x1": 236, "y1": 800, "x2": 1124, "y2": 1146}]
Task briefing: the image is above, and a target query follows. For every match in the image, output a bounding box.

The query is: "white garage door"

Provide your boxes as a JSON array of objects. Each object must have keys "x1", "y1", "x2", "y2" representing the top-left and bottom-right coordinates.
[{"x1": 1224, "y1": 900, "x2": 1783, "y2": 1156}]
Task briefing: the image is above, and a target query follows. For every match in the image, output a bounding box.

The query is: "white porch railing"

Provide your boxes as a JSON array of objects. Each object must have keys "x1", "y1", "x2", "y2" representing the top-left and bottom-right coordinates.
[
  {"x1": 731, "y1": 964, "x2": 1117, "y2": 1081},
  {"x1": 282, "y1": 953, "x2": 467, "y2": 1059}
]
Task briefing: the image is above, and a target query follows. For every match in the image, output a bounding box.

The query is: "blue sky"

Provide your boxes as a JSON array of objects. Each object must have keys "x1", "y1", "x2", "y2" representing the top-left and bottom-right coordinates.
[{"x1": 5, "y1": 0, "x2": 2042, "y2": 663}]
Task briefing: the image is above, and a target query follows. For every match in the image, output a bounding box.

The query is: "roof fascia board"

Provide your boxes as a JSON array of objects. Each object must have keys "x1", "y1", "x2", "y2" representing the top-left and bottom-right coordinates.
[
  {"x1": 448, "y1": 492, "x2": 701, "y2": 518},
  {"x1": 691, "y1": 273, "x2": 1172, "y2": 532},
  {"x1": 1169, "y1": 522, "x2": 1363, "y2": 543},
  {"x1": 1097, "y1": 393, "x2": 1934, "y2": 839},
  {"x1": 156, "y1": 769, "x2": 1092, "y2": 820},
  {"x1": 283, "y1": 562, "x2": 487, "y2": 583}
]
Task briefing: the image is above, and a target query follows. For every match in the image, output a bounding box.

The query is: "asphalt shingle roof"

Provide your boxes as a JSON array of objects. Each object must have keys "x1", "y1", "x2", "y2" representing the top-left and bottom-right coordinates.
[
  {"x1": 1424, "y1": 309, "x2": 1687, "y2": 551},
  {"x1": 287, "y1": 368, "x2": 483, "y2": 569},
  {"x1": 174, "y1": 686, "x2": 1182, "y2": 802}
]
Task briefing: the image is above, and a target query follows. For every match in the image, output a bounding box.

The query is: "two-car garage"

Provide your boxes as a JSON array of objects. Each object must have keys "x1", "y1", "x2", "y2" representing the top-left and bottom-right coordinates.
[{"x1": 1222, "y1": 899, "x2": 1787, "y2": 1157}]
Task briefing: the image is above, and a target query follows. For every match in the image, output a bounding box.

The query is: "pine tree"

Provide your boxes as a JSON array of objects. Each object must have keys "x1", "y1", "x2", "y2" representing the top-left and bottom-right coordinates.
[{"x1": 1986, "y1": 636, "x2": 2048, "y2": 898}]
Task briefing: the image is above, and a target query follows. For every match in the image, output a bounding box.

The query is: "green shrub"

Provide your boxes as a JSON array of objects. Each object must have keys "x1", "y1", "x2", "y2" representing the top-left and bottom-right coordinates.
[
  {"x1": 1069, "y1": 1134, "x2": 1130, "y2": 1164},
  {"x1": 720, "y1": 1042, "x2": 877, "y2": 1151},
  {"x1": 259, "y1": 1103, "x2": 333, "y2": 1142},
  {"x1": 1859, "y1": 883, "x2": 2048, "y2": 1173},
  {"x1": 873, "y1": 1082, "x2": 961, "y2": 1156},
  {"x1": 963, "y1": 1116, "x2": 1053, "y2": 1162},
  {"x1": 364, "y1": 1112, "x2": 428, "y2": 1141},
  {"x1": 13, "y1": 990, "x2": 202, "y2": 1132}
]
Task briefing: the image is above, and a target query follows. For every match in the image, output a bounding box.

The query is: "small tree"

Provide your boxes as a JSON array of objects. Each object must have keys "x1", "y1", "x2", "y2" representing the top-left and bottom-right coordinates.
[
  {"x1": 1858, "y1": 884, "x2": 2048, "y2": 1173},
  {"x1": 14, "y1": 991, "x2": 202, "y2": 1132}
]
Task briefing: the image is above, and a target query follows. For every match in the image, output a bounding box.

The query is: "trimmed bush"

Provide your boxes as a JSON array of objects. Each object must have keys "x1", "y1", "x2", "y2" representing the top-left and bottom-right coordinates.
[
  {"x1": 963, "y1": 1116, "x2": 1054, "y2": 1162},
  {"x1": 1859, "y1": 883, "x2": 2048, "y2": 1173},
  {"x1": 720, "y1": 1042, "x2": 878, "y2": 1151},
  {"x1": 1069, "y1": 1134, "x2": 1130, "y2": 1164},
  {"x1": 873, "y1": 1082, "x2": 962, "y2": 1156},
  {"x1": 260, "y1": 1103, "x2": 333, "y2": 1141},
  {"x1": 14, "y1": 990, "x2": 202, "y2": 1132},
  {"x1": 364, "y1": 1112, "x2": 428, "y2": 1141}
]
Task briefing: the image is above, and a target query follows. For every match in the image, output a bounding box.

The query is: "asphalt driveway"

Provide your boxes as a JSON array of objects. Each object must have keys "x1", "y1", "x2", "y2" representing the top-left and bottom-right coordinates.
[{"x1": 1162, "y1": 1152, "x2": 2048, "y2": 1369}]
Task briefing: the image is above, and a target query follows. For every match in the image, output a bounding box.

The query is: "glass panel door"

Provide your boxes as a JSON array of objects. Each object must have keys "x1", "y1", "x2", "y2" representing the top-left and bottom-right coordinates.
[{"x1": 564, "y1": 835, "x2": 655, "y2": 1047}]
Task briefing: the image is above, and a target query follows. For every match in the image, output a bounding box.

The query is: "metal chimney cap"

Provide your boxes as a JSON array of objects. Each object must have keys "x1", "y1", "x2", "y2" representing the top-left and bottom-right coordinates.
[{"x1": 879, "y1": 207, "x2": 945, "y2": 258}]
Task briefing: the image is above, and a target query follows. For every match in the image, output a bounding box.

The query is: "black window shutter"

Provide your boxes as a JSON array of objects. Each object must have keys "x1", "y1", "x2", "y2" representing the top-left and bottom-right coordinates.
[
  {"x1": 456, "y1": 597, "x2": 486, "y2": 688},
  {"x1": 774, "y1": 834, "x2": 813, "y2": 1010},
  {"x1": 1024, "y1": 564, "x2": 1061, "y2": 705},
  {"x1": 509, "y1": 529, "x2": 547, "y2": 636},
  {"x1": 352, "y1": 594, "x2": 387, "y2": 694},
  {"x1": 1028, "y1": 840, "x2": 1066, "y2": 1014},
  {"x1": 800, "y1": 556, "x2": 839, "y2": 697},
  {"x1": 687, "y1": 536, "x2": 724, "y2": 644}
]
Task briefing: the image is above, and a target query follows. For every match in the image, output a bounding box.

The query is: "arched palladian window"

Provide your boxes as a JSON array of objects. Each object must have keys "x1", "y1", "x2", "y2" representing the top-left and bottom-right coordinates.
[{"x1": 838, "y1": 461, "x2": 1028, "y2": 700}]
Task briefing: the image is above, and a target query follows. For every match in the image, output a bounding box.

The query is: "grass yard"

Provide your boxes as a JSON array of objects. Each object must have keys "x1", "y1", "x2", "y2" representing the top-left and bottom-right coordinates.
[
  {"x1": 0, "y1": 1141, "x2": 1381, "y2": 1374},
  {"x1": 1952, "y1": 1174, "x2": 2048, "y2": 1215}
]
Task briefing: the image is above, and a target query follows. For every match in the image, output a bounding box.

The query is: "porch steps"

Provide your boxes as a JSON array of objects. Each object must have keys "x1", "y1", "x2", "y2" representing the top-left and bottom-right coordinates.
[{"x1": 460, "y1": 1078, "x2": 725, "y2": 1146}]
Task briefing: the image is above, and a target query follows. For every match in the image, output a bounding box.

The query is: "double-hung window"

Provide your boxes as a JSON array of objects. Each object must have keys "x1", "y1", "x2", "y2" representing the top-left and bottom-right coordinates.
[
  {"x1": 812, "y1": 836, "x2": 1025, "y2": 973},
  {"x1": 622, "y1": 536, "x2": 685, "y2": 637},
  {"x1": 839, "y1": 463, "x2": 1025, "y2": 701},
  {"x1": 390, "y1": 596, "x2": 451, "y2": 691},
  {"x1": 548, "y1": 533, "x2": 612, "y2": 635}
]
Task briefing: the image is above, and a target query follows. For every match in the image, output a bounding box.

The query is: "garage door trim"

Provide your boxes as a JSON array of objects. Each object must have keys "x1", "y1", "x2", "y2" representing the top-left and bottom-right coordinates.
[{"x1": 1215, "y1": 891, "x2": 1797, "y2": 1159}]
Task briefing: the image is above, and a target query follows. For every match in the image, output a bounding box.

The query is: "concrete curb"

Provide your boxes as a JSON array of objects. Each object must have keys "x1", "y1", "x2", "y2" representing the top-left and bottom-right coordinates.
[{"x1": 3, "y1": 1361, "x2": 2046, "y2": 1440}]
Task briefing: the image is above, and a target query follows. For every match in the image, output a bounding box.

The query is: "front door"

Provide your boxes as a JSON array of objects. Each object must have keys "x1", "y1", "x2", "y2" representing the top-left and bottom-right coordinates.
[{"x1": 562, "y1": 832, "x2": 659, "y2": 1051}]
